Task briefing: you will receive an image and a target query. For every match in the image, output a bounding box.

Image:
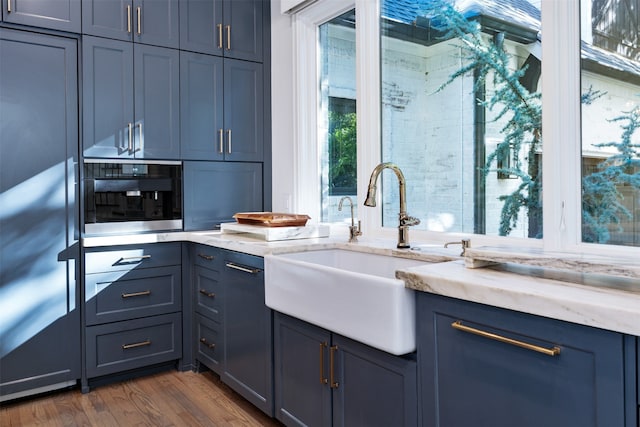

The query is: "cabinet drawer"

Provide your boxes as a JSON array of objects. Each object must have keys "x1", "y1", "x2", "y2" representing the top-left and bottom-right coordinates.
[
  {"x1": 193, "y1": 245, "x2": 220, "y2": 268},
  {"x1": 86, "y1": 312, "x2": 182, "y2": 378},
  {"x1": 85, "y1": 243, "x2": 181, "y2": 274},
  {"x1": 85, "y1": 266, "x2": 181, "y2": 325},
  {"x1": 194, "y1": 265, "x2": 222, "y2": 322},
  {"x1": 195, "y1": 314, "x2": 223, "y2": 374}
]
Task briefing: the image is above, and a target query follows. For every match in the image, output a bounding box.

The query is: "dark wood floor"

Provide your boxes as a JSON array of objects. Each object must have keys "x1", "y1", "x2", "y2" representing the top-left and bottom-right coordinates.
[{"x1": 0, "y1": 370, "x2": 283, "y2": 427}]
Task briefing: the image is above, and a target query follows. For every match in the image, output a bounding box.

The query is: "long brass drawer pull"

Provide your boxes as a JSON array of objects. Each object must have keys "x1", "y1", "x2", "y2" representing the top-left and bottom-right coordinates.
[
  {"x1": 136, "y1": 6, "x2": 142, "y2": 35},
  {"x1": 122, "y1": 340, "x2": 151, "y2": 350},
  {"x1": 121, "y1": 290, "x2": 151, "y2": 298},
  {"x1": 329, "y1": 345, "x2": 339, "y2": 389},
  {"x1": 217, "y1": 24, "x2": 223, "y2": 49},
  {"x1": 114, "y1": 255, "x2": 151, "y2": 265},
  {"x1": 7, "y1": 0, "x2": 11, "y2": 13},
  {"x1": 199, "y1": 289, "x2": 215, "y2": 298},
  {"x1": 198, "y1": 253, "x2": 214, "y2": 261},
  {"x1": 319, "y1": 342, "x2": 328, "y2": 384},
  {"x1": 200, "y1": 338, "x2": 216, "y2": 349},
  {"x1": 225, "y1": 262, "x2": 261, "y2": 274},
  {"x1": 451, "y1": 321, "x2": 561, "y2": 357},
  {"x1": 225, "y1": 25, "x2": 231, "y2": 50},
  {"x1": 126, "y1": 5, "x2": 131, "y2": 33},
  {"x1": 226, "y1": 129, "x2": 232, "y2": 154}
]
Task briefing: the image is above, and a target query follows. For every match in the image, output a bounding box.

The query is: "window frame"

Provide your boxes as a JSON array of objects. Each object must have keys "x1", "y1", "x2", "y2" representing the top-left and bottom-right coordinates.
[{"x1": 282, "y1": 0, "x2": 640, "y2": 258}]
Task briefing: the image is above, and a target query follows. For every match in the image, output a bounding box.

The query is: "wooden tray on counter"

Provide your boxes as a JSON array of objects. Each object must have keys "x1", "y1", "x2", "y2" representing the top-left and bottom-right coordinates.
[{"x1": 233, "y1": 212, "x2": 311, "y2": 227}]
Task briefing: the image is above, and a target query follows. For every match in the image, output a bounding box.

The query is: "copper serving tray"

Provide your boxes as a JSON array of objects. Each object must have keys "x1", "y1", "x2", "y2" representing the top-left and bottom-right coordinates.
[{"x1": 233, "y1": 212, "x2": 311, "y2": 227}]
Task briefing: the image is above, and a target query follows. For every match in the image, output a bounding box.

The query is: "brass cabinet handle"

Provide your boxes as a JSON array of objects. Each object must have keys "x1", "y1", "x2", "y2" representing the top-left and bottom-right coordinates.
[
  {"x1": 136, "y1": 6, "x2": 142, "y2": 35},
  {"x1": 126, "y1": 5, "x2": 131, "y2": 33},
  {"x1": 7, "y1": 0, "x2": 11, "y2": 13},
  {"x1": 225, "y1": 262, "x2": 261, "y2": 274},
  {"x1": 121, "y1": 290, "x2": 151, "y2": 298},
  {"x1": 113, "y1": 254, "x2": 151, "y2": 265},
  {"x1": 329, "y1": 345, "x2": 339, "y2": 389},
  {"x1": 218, "y1": 129, "x2": 224, "y2": 154},
  {"x1": 200, "y1": 337, "x2": 216, "y2": 349},
  {"x1": 319, "y1": 342, "x2": 328, "y2": 384},
  {"x1": 128, "y1": 122, "x2": 134, "y2": 152},
  {"x1": 135, "y1": 122, "x2": 142, "y2": 153},
  {"x1": 225, "y1": 25, "x2": 231, "y2": 50},
  {"x1": 451, "y1": 321, "x2": 561, "y2": 357},
  {"x1": 217, "y1": 23, "x2": 223, "y2": 49},
  {"x1": 198, "y1": 253, "x2": 214, "y2": 261},
  {"x1": 226, "y1": 129, "x2": 232, "y2": 154},
  {"x1": 122, "y1": 340, "x2": 151, "y2": 350},
  {"x1": 199, "y1": 289, "x2": 215, "y2": 298}
]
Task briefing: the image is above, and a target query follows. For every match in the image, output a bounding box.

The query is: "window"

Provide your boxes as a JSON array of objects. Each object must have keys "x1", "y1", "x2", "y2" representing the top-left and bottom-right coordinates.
[
  {"x1": 581, "y1": 0, "x2": 640, "y2": 247},
  {"x1": 278, "y1": 0, "x2": 640, "y2": 256}
]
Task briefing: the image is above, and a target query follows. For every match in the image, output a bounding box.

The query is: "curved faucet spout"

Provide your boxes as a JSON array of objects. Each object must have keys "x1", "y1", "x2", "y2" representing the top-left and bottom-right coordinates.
[{"x1": 364, "y1": 162, "x2": 420, "y2": 249}]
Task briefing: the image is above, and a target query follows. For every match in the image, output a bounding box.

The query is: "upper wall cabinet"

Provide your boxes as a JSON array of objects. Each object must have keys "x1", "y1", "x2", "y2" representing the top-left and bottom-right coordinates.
[
  {"x1": 82, "y1": 36, "x2": 180, "y2": 160},
  {"x1": 1, "y1": 0, "x2": 81, "y2": 32},
  {"x1": 180, "y1": 0, "x2": 263, "y2": 62},
  {"x1": 181, "y1": 53, "x2": 264, "y2": 161},
  {"x1": 82, "y1": 0, "x2": 179, "y2": 49}
]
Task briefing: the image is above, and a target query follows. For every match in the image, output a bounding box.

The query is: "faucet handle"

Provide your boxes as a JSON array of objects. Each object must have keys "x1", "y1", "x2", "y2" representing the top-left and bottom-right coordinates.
[{"x1": 401, "y1": 215, "x2": 421, "y2": 227}]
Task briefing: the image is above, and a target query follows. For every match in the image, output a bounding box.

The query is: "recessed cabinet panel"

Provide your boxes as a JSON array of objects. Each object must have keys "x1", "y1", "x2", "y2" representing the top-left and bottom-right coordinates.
[
  {"x1": 224, "y1": 59, "x2": 264, "y2": 162},
  {"x1": 85, "y1": 266, "x2": 182, "y2": 325},
  {"x1": 134, "y1": 44, "x2": 180, "y2": 159},
  {"x1": 195, "y1": 314, "x2": 223, "y2": 374},
  {"x1": 180, "y1": 52, "x2": 224, "y2": 161},
  {"x1": 417, "y1": 293, "x2": 627, "y2": 427},
  {"x1": 179, "y1": 0, "x2": 223, "y2": 56},
  {"x1": 3, "y1": 0, "x2": 81, "y2": 32},
  {"x1": 223, "y1": 0, "x2": 263, "y2": 62},
  {"x1": 183, "y1": 161, "x2": 263, "y2": 230},
  {"x1": 82, "y1": 36, "x2": 135, "y2": 159},
  {"x1": 194, "y1": 265, "x2": 223, "y2": 322},
  {"x1": 82, "y1": 0, "x2": 131, "y2": 41}
]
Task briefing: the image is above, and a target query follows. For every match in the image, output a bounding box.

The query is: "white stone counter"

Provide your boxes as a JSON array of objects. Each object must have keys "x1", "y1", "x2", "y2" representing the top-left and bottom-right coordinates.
[{"x1": 397, "y1": 260, "x2": 640, "y2": 336}]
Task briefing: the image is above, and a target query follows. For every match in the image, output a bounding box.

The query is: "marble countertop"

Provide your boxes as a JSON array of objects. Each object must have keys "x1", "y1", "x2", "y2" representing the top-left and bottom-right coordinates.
[
  {"x1": 398, "y1": 260, "x2": 640, "y2": 336},
  {"x1": 83, "y1": 228, "x2": 640, "y2": 335}
]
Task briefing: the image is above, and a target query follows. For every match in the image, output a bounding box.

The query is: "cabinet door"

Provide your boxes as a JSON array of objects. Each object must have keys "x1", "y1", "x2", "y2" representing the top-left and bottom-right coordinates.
[
  {"x1": 180, "y1": 52, "x2": 224, "y2": 160},
  {"x1": 331, "y1": 335, "x2": 418, "y2": 427},
  {"x1": 224, "y1": 59, "x2": 263, "y2": 161},
  {"x1": 133, "y1": 0, "x2": 179, "y2": 49},
  {"x1": 417, "y1": 293, "x2": 628, "y2": 427},
  {"x1": 83, "y1": 36, "x2": 135, "y2": 159},
  {"x1": 222, "y1": 252, "x2": 273, "y2": 416},
  {"x1": 133, "y1": 44, "x2": 180, "y2": 159},
  {"x1": 0, "y1": 29, "x2": 79, "y2": 398},
  {"x1": 183, "y1": 161, "x2": 263, "y2": 230},
  {"x1": 274, "y1": 313, "x2": 332, "y2": 427},
  {"x1": 223, "y1": 0, "x2": 263, "y2": 62},
  {"x1": 195, "y1": 313, "x2": 223, "y2": 374},
  {"x1": 82, "y1": 0, "x2": 132, "y2": 41},
  {"x1": 2, "y1": 0, "x2": 81, "y2": 32},
  {"x1": 179, "y1": 0, "x2": 223, "y2": 56},
  {"x1": 194, "y1": 264, "x2": 223, "y2": 322}
]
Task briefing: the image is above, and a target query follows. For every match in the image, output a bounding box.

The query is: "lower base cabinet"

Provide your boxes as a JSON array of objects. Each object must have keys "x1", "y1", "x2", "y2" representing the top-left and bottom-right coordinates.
[
  {"x1": 274, "y1": 312, "x2": 418, "y2": 427},
  {"x1": 417, "y1": 292, "x2": 636, "y2": 427}
]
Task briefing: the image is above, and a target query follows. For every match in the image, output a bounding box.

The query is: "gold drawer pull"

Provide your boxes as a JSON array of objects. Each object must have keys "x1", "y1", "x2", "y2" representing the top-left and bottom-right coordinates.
[
  {"x1": 121, "y1": 290, "x2": 151, "y2": 298},
  {"x1": 7, "y1": 0, "x2": 11, "y2": 13},
  {"x1": 329, "y1": 345, "x2": 339, "y2": 389},
  {"x1": 199, "y1": 289, "x2": 215, "y2": 298},
  {"x1": 225, "y1": 262, "x2": 261, "y2": 274},
  {"x1": 122, "y1": 340, "x2": 151, "y2": 350},
  {"x1": 217, "y1": 23, "x2": 223, "y2": 49},
  {"x1": 126, "y1": 5, "x2": 131, "y2": 33},
  {"x1": 225, "y1": 25, "x2": 231, "y2": 50},
  {"x1": 451, "y1": 321, "x2": 561, "y2": 357},
  {"x1": 114, "y1": 254, "x2": 151, "y2": 265},
  {"x1": 319, "y1": 342, "x2": 328, "y2": 385},
  {"x1": 198, "y1": 253, "x2": 214, "y2": 261},
  {"x1": 200, "y1": 338, "x2": 216, "y2": 349}
]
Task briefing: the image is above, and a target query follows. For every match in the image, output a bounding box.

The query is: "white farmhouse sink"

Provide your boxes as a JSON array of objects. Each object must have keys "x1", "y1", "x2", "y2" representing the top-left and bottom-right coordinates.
[{"x1": 264, "y1": 249, "x2": 426, "y2": 355}]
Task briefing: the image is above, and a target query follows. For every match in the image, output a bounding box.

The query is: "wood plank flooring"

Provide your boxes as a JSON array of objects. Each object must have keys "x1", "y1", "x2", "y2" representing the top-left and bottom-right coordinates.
[{"x1": 0, "y1": 370, "x2": 283, "y2": 427}]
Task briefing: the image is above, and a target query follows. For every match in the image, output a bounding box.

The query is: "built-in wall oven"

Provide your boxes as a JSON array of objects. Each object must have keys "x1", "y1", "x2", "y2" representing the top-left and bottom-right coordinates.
[{"x1": 84, "y1": 160, "x2": 182, "y2": 235}]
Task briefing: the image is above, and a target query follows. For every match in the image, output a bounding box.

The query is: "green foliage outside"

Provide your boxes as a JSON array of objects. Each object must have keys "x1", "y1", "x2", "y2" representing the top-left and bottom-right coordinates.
[
  {"x1": 328, "y1": 111, "x2": 357, "y2": 195},
  {"x1": 428, "y1": 0, "x2": 640, "y2": 243}
]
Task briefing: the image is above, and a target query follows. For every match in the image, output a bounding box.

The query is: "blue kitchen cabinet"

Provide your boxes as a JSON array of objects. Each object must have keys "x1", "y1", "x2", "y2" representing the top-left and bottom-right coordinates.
[
  {"x1": 222, "y1": 251, "x2": 273, "y2": 416},
  {"x1": 183, "y1": 161, "x2": 263, "y2": 230},
  {"x1": 274, "y1": 312, "x2": 418, "y2": 427},
  {"x1": 181, "y1": 53, "x2": 264, "y2": 162},
  {"x1": 180, "y1": 0, "x2": 264, "y2": 62},
  {"x1": 0, "y1": 28, "x2": 80, "y2": 400},
  {"x1": 82, "y1": 0, "x2": 179, "y2": 49},
  {"x1": 83, "y1": 36, "x2": 180, "y2": 160},
  {"x1": 1, "y1": 0, "x2": 80, "y2": 32},
  {"x1": 417, "y1": 292, "x2": 636, "y2": 427}
]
